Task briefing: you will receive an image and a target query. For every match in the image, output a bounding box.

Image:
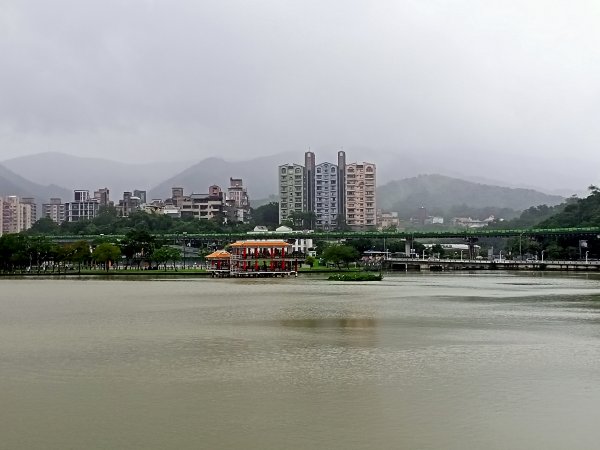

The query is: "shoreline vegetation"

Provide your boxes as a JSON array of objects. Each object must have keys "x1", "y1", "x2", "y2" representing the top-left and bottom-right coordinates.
[
  {"x1": 328, "y1": 272, "x2": 383, "y2": 281},
  {"x1": 0, "y1": 266, "x2": 362, "y2": 277}
]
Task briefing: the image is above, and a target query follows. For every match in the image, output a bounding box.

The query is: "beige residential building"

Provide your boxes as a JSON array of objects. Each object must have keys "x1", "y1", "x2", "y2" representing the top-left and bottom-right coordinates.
[
  {"x1": 1, "y1": 196, "x2": 33, "y2": 235},
  {"x1": 176, "y1": 185, "x2": 225, "y2": 220},
  {"x1": 42, "y1": 198, "x2": 65, "y2": 224},
  {"x1": 345, "y1": 162, "x2": 376, "y2": 229}
]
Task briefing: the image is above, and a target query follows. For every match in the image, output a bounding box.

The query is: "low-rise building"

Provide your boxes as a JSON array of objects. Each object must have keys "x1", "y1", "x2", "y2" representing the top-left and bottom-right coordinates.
[
  {"x1": 377, "y1": 210, "x2": 401, "y2": 230},
  {"x1": 452, "y1": 216, "x2": 494, "y2": 228},
  {"x1": 168, "y1": 185, "x2": 225, "y2": 221}
]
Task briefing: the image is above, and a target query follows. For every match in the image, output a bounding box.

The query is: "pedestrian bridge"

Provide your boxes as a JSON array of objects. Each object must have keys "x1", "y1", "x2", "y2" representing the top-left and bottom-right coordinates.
[
  {"x1": 49, "y1": 226, "x2": 600, "y2": 244},
  {"x1": 383, "y1": 258, "x2": 600, "y2": 272}
]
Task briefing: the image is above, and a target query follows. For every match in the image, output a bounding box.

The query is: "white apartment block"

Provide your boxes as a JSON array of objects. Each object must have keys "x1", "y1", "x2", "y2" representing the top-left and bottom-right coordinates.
[
  {"x1": 314, "y1": 162, "x2": 338, "y2": 229},
  {"x1": 278, "y1": 164, "x2": 305, "y2": 224},
  {"x1": 345, "y1": 162, "x2": 377, "y2": 229},
  {"x1": 64, "y1": 190, "x2": 100, "y2": 222},
  {"x1": 1, "y1": 196, "x2": 33, "y2": 235}
]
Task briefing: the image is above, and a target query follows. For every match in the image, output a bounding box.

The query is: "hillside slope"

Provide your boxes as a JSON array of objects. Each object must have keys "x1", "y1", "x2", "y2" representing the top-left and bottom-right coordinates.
[
  {"x1": 149, "y1": 152, "x2": 299, "y2": 200},
  {"x1": 2, "y1": 152, "x2": 190, "y2": 196},
  {"x1": 377, "y1": 174, "x2": 564, "y2": 216},
  {"x1": 0, "y1": 164, "x2": 71, "y2": 204}
]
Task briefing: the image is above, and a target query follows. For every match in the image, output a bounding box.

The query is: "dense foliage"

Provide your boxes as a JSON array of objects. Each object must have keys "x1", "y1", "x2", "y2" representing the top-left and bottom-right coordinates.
[
  {"x1": 0, "y1": 230, "x2": 182, "y2": 273},
  {"x1": 27, "y1": 206, "x2": 256, "y2": 236}
]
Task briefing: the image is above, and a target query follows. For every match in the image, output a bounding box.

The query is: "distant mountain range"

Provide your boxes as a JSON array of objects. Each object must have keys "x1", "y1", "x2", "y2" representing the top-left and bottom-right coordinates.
[
  {"x1": 0, "y1": 163, "x2": 71, "y2": 205},
  {"x1": 377, "y1": 174, "x2": 564, "y2": 217},
  {"x1": 147, "y1": 152, "x2": 299, "y2": 200},
  {"x1": 1, "y1": 152, "x2": 567, "y2": 217},
  {"x1": 2, "y1": 152, "x2": 193, "y2": 199}
]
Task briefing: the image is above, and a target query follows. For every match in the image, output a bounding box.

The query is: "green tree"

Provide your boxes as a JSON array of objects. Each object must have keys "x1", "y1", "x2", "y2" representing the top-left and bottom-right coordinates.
[
  {"x1": 28, "y1": 217, "x2": 60, "y2": 235},
  {"x1": 92, "y1": 243, "x2": 121, "y2": 271},
  {"x1": 251, "y1": 202, "x2": 279, "y2": 227},
  {"x1": 430, "y1": 244, "x2": 445, "y2": 258},
  {"x1": 69, "y1": 240, "x2": 91, "y2": 273},
  {"x1": 151, "y1": 247, "x2": 181, "y2": 271},
  {"x1": 322, "y1": 245, "x2": 360, "y2": 269}
]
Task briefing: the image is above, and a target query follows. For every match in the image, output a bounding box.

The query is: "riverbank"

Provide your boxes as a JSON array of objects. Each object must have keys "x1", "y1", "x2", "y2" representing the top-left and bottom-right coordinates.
[{"x1": 0, "y1": 267, "x2": 362, "y2": 277}]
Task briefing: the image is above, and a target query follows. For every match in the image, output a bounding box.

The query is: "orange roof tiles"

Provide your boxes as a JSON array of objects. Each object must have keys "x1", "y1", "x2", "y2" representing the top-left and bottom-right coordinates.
[
  {"x1": 230, "y1": 240, "x2": 292, "y2": 248},
  {"x1": 205, "y1": 250, "x2": 231, "y2": 259}
]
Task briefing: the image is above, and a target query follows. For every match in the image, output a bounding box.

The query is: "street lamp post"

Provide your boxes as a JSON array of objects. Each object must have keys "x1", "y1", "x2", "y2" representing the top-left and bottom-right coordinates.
[
  {"x1": 182, "y1": 231, "x2": 187, "y2": 269},
  {"x1": 519, "y1": 233, "x2": 523, "y2": 260},
  {"x1": 586, "y1": 250, "x2": 589, "y2": 263},
  {"x1": 499, "y1": 250, "x2": 503, "y2": 261},
  {"x1": 541, "y1": 250, "x2": 545, "y2": 263}
]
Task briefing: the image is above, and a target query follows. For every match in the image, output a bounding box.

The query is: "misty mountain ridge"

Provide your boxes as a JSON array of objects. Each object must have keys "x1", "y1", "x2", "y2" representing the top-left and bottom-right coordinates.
[
  {"x1": 148, "y1": 152, "x2": 300, "y2": 200},
  {"x1": 377, "y1": 174, "x2": 564, "y2": 218},
  {"x1": 2, "y1": 152, "x2": 193, "y2": 199},
  {"x1": 1, "y1": 152, "x2": 567, "y2": 218},
  {"x1": 0, "y1": 163, "x2": 71, "y2": 205}
]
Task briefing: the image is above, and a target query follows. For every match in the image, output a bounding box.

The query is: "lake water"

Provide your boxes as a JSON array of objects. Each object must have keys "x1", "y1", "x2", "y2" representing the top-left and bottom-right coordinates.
[{"x1": 1, "y1": 272, "x2": 600, "y2": 449}]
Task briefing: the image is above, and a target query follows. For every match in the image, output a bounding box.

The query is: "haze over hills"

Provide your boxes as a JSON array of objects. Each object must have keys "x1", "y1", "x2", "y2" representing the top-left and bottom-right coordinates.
[
  {"x1": 2, "y1": 150, "x2": 590, "y2": 201},
  {"x1": 148, "y1": 152, "x2": 300, "y2": 200},
  {"x1": 377, "y1": 174, "x2": 564, "y2": 218},
  {"x1": 1, "y1": 152, "x2": 192, "y2": 199},
  {"x1": 0, "y1": 164, "x2": 71, "y2": 205},
  {"x1": 1, "y1": 152, "x2": 568, "y2": 219}
]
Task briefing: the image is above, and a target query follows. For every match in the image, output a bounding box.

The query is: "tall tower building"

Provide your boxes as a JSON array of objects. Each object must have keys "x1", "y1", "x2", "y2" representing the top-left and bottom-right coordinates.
[
  {"x1": 337, "y1": 150, "x2": 346, "y2": 227},
  {"x1": 278, "y1": 163, "x2": 305, "y2": 224},
  {"x1": 314, "y1": 162, "x2": 338, "y2": 229},
  {"x1": 304, "y1": 151, "x2": 315, "y2": 225},
  {"x1": 345, "y1": 162, "x2": 377, "y2": 229}
]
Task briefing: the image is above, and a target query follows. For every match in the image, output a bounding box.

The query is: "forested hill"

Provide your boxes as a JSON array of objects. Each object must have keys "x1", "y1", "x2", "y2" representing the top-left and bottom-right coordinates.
[
  {"x1": 377, "y1": 174, "x2": 564, "y2": 217},
  {"x1": 537, "y1": 186, "x2": 600, "y2": 228}
]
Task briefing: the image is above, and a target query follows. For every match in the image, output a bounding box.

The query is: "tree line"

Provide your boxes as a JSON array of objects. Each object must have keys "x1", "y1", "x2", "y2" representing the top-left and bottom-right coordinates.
[{"x1": 0, "y1": 230, "x2": 186, "y2": 274}]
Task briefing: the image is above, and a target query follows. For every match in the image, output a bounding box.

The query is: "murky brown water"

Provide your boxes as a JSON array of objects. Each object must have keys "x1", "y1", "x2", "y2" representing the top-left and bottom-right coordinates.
[{"x1": 1, "y1": 272, "x2": 600, "y2": 449}]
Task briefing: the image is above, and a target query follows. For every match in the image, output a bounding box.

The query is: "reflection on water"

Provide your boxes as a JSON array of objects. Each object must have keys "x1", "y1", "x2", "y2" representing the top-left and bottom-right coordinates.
[
  {"x1": 279, "y1": 318, "x2": 378, "y2": 329},
  {"x1": 1, "y1": 273, "x2": 600, "y2": 450}
]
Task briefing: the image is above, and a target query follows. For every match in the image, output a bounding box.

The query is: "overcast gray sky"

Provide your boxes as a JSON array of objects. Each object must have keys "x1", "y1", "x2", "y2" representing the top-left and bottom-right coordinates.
[{"x1": 1, "y1": 0, "x2": 599, "y2": 173}]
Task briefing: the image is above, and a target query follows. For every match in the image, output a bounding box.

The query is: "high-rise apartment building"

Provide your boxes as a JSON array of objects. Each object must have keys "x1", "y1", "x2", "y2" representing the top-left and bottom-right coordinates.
[
  {"x1": 1, "y1": 196, "x2": 33, "y2": 235},
  {"x1": 345, "y1": 162, "x2": 377, "y2": 229},
  {"x1": 277, "y1": 151, "x2": 376, "y2": 230},
  {"x1": 314, "y1": 161, "x2": 338, "y2": 229},
  {"x1": 278, "y1": 163, "x2": 306, "y2": 224},
  {"x1": 21, "y1": 197, "x2": 37, "y2": 223},
  {"x1": 42, "y1": 198, "x2": 65, "y2": 224}
]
